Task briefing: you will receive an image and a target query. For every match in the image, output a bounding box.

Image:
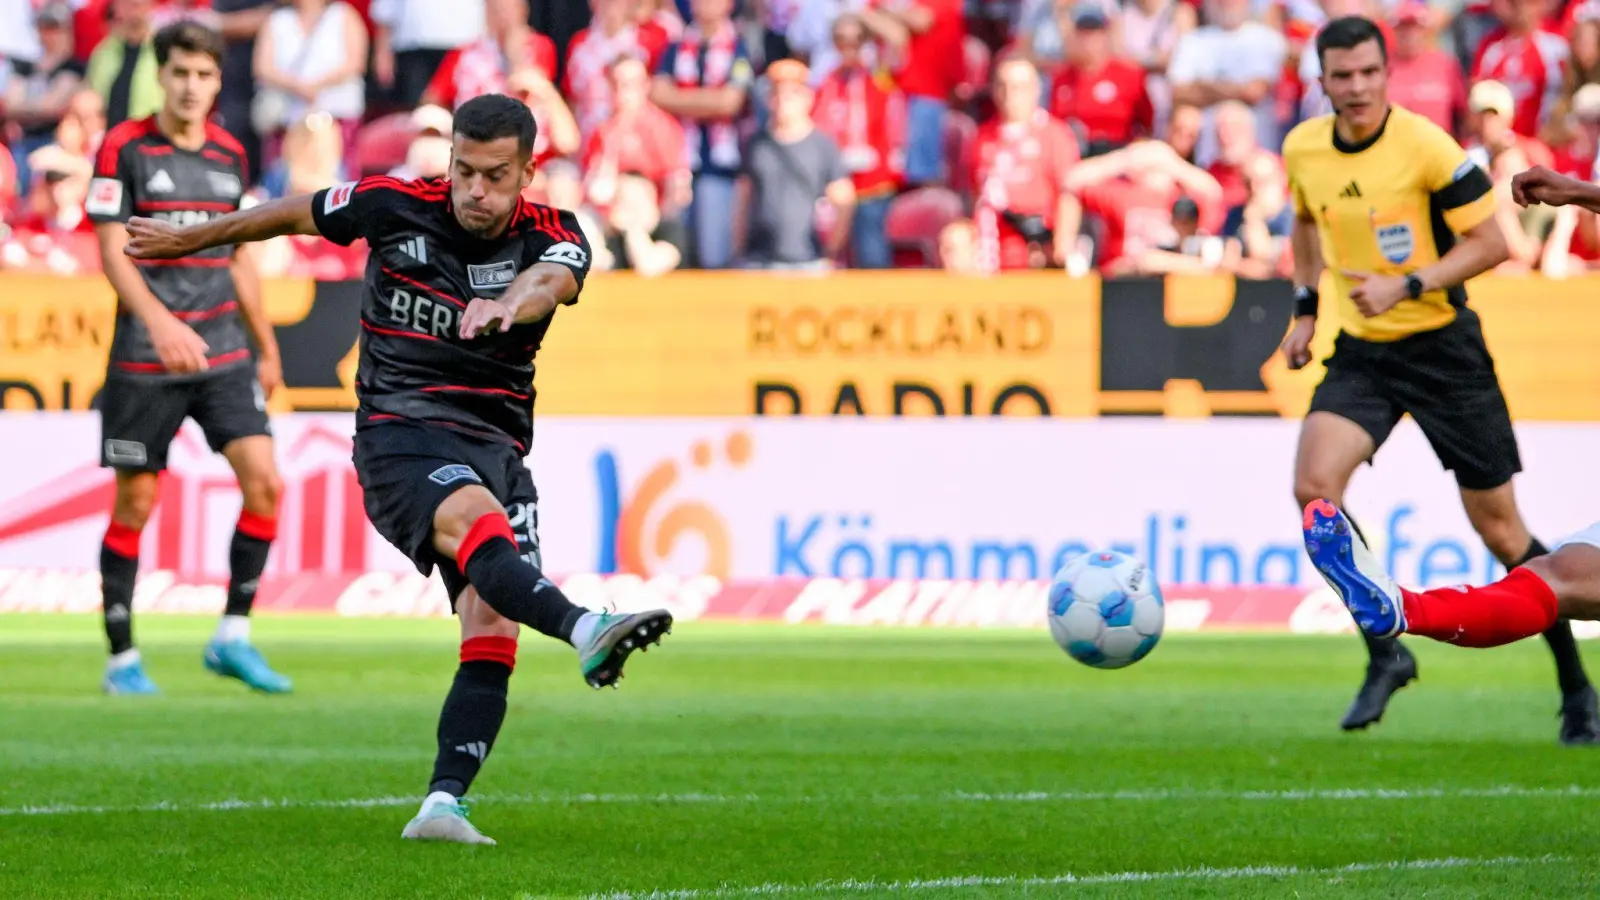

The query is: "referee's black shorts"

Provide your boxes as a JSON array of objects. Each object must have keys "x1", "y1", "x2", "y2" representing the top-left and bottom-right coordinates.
[{"x1": 1308, "y1": 307, "x2": 1520, "y2": 491}]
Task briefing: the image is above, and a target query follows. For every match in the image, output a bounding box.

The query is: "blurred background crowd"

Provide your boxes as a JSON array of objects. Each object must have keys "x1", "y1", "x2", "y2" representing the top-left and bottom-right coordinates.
[{"x1": 0, "y1": 0, "x2": 1598, "y2": 279}]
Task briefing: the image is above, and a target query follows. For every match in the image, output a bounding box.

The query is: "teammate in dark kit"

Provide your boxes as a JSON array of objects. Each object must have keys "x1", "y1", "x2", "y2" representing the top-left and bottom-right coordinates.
[
  {"x1": 87, "y1": 22, "x2": 290, "y2": 696},
  {"x1": 122, "y1": 94, "x2": 672, "y2": 845}
]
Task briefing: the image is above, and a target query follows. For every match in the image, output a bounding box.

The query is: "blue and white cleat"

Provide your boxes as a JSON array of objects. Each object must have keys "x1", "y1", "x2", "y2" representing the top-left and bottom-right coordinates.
[
  {"x1": 103, "y1": 658, "x2": 160, "y2": 695},
  {"x1": 204, "y1": 639, "x2": 292, "y2": 693},
  {"x1": 402, "y1": 791, "x2": 496, "y2": 845},
  {"x1": 1303, "y1": 500, "x2": 1408, "y2": 639}
]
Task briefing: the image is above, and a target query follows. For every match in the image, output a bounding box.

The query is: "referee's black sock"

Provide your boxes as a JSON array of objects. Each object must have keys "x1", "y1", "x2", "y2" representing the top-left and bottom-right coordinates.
[
  {"x1": 1517, "y1": 539, "x2": 1593, "y2": 696},
  {"x1": 457, "y1": 513, "x2": 588, "y2": 644},
  {"x1": 101, "y1": 521, "x2": 141, "y2": 656},
  {"x1": 1341, "y1": 514, "x2": 1406, "y2": 663},
  {"x1": 429, "y1": 637, "x2": 515, "y2": 798}
]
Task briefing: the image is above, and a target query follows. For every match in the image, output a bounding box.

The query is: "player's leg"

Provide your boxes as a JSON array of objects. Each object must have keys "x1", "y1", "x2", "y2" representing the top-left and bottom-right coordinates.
[
  {"x1": 101, "y1": 471, "x2": 161, "y2": 694},
  {"x1": 95, "y1": 375, "x2": 188, "y2": 695},
  {"x1": 1296, "y1": 346, "x2": 1413, "y2": 730},
  {"x1": 193, "y1": 367, "x2": 290, "y2": 692},
  {"x1": 1458, "y1": 484, "x2": 1600, "y2": 743},
  {"x1": 432, "y1": 483, "x2": 671, "y2": 688},
  {"x1": 1306, "y1": 504, "x2": 1600, "y2": 639},
  {"x1": 403, "y1": 585, "x2": 514, "y2": 846},
  {"x1": 1402, "y1": 311, "x2": 1599, "y2": 743}
]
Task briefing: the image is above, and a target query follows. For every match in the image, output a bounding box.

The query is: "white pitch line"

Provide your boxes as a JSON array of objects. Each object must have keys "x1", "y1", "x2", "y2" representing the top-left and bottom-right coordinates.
[
  {"x1": 3, "y1": 785, "x2": 1598, "y2": 818},
  {"x1": 579, "y1": 855, "x2": 1569, "y2": 900}
]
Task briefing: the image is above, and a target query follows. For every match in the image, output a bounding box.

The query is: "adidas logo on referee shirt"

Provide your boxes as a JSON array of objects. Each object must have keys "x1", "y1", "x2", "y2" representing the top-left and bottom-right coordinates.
[
  {"x1": 398, "y1": 235, "x2": 428, "y2": 264},
  {"x1": 1339, "y1": 181, "x2": 1362, "y2": 198}
]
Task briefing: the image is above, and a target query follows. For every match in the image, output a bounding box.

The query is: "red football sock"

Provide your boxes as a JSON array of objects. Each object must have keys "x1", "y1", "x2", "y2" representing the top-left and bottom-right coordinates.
[{"x1": 1401, "y1": 568, "x2": 1560, "y2": 648}]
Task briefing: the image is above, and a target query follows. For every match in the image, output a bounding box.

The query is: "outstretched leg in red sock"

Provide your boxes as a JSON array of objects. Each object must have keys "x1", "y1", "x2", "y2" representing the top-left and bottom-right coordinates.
[{"x1": 1401, "y1": 568, "x2": 1560, "y2": 648}]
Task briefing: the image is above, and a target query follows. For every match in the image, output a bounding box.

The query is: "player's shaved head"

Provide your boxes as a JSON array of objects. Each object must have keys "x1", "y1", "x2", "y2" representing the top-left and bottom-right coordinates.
[{"x1": 454, "y1": 94, "x2": 538, "y2": 160}]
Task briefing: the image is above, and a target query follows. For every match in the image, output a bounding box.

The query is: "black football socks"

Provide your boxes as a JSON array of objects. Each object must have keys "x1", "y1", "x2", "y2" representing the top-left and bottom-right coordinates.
[
  {"x1": 456, "y1": 514, "x2": 587, "y2": 643},
  {"x1": 101, "y1": 522, "x2": 141, "y2": 656},
  {"x1": 429, "y1": 637, "x2": 516, "y2": 798},
  {"x1": 1516, "y1": 539, "x2": 1594, "y2": 697}
]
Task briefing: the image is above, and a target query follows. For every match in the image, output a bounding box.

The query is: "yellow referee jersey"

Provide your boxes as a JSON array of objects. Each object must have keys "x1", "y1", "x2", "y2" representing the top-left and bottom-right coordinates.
[{"x1": 1283, "y1": 106, "x2": 1497, "y2": 342}]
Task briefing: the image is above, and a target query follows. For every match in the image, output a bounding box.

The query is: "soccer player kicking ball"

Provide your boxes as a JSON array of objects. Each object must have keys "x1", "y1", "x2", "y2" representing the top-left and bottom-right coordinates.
[
  {"x1": 1307, "y1": 162, "x2": 1600, "y2": 709},
  {"x1": 87, "y1": 22, "x2": 289, "y2": 696},
  {"x1": 122, "y1": 94, "x2": 672, "y2": 845},
  {"x1": 1280, "y1": 16, "x2": 1599, "y2": 742}
]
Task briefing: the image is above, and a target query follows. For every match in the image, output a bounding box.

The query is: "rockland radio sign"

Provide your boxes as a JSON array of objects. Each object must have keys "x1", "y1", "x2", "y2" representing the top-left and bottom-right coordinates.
[{"x1": 3, "y1": 273, "x2": 1598, "y2": 419}]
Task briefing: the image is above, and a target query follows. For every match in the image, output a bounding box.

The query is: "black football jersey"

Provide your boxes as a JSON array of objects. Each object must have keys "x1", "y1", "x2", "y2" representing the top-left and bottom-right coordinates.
[
  {"x1": 88, "y1": 116, "x2": 251, "y2": 379},
  {"x1": 310, "y1": 176, "x2": 592, "y2": 451}
]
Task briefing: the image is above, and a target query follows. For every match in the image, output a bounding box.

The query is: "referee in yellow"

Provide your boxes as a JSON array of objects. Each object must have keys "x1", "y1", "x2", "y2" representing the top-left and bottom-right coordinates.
[{"x1": 1281, "y1": 15, "x2": 1599, "y2": 742}]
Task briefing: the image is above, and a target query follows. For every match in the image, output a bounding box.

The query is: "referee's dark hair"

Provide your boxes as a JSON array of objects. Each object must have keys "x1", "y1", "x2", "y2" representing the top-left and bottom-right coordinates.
[
  {"x1": 153, "y1": 20, "x2": 225, "y2": 67},
  {"x1": 454, "y1": 94, "x2": 538, "y2": 160},
  {"x1": 1316, "y1": 15, "x2": 1387, "y2": 67}
]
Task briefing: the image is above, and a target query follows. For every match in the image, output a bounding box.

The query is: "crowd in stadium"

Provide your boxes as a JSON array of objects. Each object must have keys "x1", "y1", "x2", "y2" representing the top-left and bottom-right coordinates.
[{"x1": 0, "y1": 0, "x2": 1598, "y2": 278}]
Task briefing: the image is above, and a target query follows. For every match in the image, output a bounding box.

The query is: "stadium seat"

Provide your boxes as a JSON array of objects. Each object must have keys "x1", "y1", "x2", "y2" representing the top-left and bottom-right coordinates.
[
  {"x1": 885, "y1": 186, "x2": 965, "y2": 268},
  {"x1": 353, "y1": 113, "x2": 419, "y2": 177}
]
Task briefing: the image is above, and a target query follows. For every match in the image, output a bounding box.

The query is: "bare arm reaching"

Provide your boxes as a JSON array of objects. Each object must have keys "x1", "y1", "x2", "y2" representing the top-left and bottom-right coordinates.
[{"x1": 125, "y1": 194, "x2": 321, "y2": 260}]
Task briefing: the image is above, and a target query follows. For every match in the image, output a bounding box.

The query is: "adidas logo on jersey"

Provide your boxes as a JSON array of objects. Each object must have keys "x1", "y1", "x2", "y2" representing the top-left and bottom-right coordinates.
[
  {"x1": 398, "y1": 236, "x2": 428, "y2": 264},
  {"x1": 1338, "y1": 181, "x2": 1362, "y2": 198},
  {"x1": 147, "y1": 169, "x2": 175, "y2": 193}
]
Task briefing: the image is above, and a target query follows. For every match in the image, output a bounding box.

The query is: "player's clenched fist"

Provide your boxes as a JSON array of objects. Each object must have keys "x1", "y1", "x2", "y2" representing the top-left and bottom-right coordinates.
[
  {"x1": 459, "y1": 298, "x2": 516, "y2": 339},
  {"x1": 124, "y1": 216, "x2": 196, "y2": 260},
  {"x1": 148, "y1": 314, "x2": 211, "y2": 374},
  {"x1": 1511, "y1": 166, "x2": 1582, "y2": 209}
]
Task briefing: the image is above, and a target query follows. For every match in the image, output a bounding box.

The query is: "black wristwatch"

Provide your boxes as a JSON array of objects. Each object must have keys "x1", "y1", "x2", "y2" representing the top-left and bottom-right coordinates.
[{"x1": 1404, "y1": 273, "x2": 1425, "y2": 299}]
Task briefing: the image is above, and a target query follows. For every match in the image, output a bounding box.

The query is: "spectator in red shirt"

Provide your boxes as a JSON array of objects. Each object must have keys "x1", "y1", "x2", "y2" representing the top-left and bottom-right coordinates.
[
  {"x1": 967, "y1": 57, "x2": 1083, "y2": 271},
  {"x1": 1472, "y1": 0, "x2": 1570, "y2": 138},
  {"x1": 14, "y1": 143, "x2": 95, "y2": 236},
  {"x1": 1548, "y1": 82, "x2": 1600, "y2": 174},
  {"x1": 812, "y1": 13, "x2": 906, "y2": 268},
  {"x1": 1387, "y1": 2, "x2": 1467, "y2": 136},
  {"x1": 420, "y1": 0, "x2": 557, "y2": 111},
  {"x1": 860, "y1": 0, "x2": 965, "y2": 186},
  {"x1": 508, "y1": 67, "x2": 580, "y2": 167},
  {"x1": 1166, "y1": 101, "x2": 1202, "y2": 163},
  {"x1": 583, "y1": 56, "x2": 691, "y2": 217},
  {"x1": 1205, "y1": 100, "x2": 1282, "y2": 212},
  {"x1": 565, "y1": 0, "x2": 671, "y2": 149},
  {"x1": 1065, "y1": 138, "x2": 1222, "y2": 275},
  {"x1": 1049, "y1": 5, "x2": 1153, "y2": 156}
]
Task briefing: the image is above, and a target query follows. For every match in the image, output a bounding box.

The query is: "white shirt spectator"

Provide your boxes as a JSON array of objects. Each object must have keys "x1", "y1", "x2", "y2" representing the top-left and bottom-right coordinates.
[
  {"x1": 1168, "y1": 19, "x2": 1284, "y2": 164},
  {"x1": 369, "y1": 0, "x2": 486, "y2": 51},
  {"x1": 263, "y1": 2, "x2": 367, "y2": 122},
  {"x1": 0, "y1": 0, "x2": 42, "y2": 76}
]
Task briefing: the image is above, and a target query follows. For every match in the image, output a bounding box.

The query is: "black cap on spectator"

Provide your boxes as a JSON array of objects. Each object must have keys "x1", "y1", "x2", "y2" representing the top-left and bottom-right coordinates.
[
  {"x1": 1171, "y1": 196, "x2": 1200, "y2": 223},
  {"x1": 37, "y1": 1, "x2": 70, "y2": 25},
  {"x1": 1073, "y1": 4, "x2": 1110, "y2": 29}
]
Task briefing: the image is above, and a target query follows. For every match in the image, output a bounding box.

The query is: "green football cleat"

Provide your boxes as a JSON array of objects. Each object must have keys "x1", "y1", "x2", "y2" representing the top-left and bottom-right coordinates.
[{"x1": 576, "y1": 610, "x2": 672, "y2": 689}]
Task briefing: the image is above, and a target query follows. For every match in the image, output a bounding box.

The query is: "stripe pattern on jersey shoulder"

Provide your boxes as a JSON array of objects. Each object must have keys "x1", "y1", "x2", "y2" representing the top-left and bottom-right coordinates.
[{"x1": 359, "y1": 175, "x2": 450, "y2": 201}]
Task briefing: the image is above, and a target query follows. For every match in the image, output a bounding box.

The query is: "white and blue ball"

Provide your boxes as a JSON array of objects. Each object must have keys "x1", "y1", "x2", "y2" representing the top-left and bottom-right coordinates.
[{"x1": 1047, "y1": 550, "x2": 1164, "y2": 669}]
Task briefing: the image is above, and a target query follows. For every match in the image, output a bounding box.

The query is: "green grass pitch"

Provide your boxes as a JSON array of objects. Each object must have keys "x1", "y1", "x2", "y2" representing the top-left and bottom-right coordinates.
[{"x1": 2, "y1": 614, "x2": 1598, "y2": 899}]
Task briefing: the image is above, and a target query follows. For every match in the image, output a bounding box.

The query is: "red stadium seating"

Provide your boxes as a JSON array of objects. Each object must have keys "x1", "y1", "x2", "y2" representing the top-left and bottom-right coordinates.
[
  {"x1": 885, "y1": 186, "x2": 965, "y2": 268},
  {"x1": 353, "y1": 113, "x2": 420, "y2": 177}
]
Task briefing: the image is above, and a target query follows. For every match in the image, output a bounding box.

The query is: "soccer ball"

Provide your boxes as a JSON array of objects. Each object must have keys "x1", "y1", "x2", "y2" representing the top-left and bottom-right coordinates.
[{"x1": 1047, "y1": 550, "x2": 1164, "y2": 669}]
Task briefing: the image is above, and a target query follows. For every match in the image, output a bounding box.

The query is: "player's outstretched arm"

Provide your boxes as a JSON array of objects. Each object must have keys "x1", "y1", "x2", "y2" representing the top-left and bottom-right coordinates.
[
  {"x1": 1512, "y1": 165, "x2": 1600, "y2": 213},
  {"x1": 125, "y1": 194, "x2": 321, "y2": 260},
  {"x1": 459, "y1": 263, "x2": 580, "y2": 340}
]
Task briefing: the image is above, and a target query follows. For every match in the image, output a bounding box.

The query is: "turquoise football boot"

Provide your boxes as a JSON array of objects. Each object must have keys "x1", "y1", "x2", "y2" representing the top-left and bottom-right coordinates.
[{"x1": 204, "y1": 639, "x2": 292, "y2": 693}]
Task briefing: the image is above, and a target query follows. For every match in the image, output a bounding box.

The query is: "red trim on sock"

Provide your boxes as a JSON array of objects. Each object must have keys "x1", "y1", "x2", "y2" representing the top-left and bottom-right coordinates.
[
  {"x1": 460, "y1": 635, "x2": 518, "y2": 670},
  {"x1": 456, "y1": 513, "x2": 515, "y2": 575},
  {"x1": 237, "y1": 510, "x2": 278, "y2": 542},
  {"x1": 103, "y1": 521, "x2": 142, "y2": 558}
]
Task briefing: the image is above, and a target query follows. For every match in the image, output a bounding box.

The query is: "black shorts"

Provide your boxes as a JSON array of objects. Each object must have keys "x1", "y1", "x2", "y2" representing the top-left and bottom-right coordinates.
[
  {"x1": 98, "y1": 364, "x2": 271, "y2": 472},
  {"x1": 352, "y1": 420, "x2": 541, "y2": 603},
  {"x1": 1309, "y1": 307, "x2": 1520, "y2": 491}
]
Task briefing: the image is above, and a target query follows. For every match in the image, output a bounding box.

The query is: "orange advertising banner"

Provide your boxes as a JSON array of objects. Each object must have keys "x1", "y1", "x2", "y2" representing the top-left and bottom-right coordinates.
[{"x1": 2, "y1": 272, "x2": 1597, "y2": 419}]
